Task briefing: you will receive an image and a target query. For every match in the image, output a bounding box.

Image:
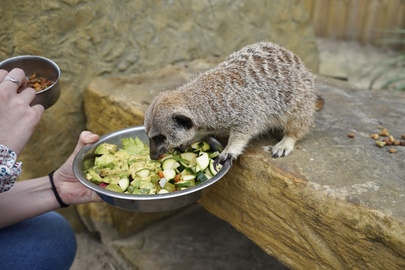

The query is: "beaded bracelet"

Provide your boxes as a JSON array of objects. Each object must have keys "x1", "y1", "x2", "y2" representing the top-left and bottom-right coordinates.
[{"x1": 48, "y1": 171, "x2": 69, "y2": 208}]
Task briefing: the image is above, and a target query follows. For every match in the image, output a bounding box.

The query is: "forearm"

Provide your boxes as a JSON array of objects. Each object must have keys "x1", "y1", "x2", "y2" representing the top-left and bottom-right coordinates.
[
  {"x1": 0, "y1": 176, "x2": 60, "y2": 229},
  {"x1": 0, "y1": 131, "x2": 101, "y2": 229}
]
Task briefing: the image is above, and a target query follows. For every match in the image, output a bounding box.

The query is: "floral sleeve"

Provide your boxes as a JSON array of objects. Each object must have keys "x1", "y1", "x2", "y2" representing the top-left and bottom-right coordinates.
[{"x1": 0, "y1": 144, "x2": 22, "y2": 193}]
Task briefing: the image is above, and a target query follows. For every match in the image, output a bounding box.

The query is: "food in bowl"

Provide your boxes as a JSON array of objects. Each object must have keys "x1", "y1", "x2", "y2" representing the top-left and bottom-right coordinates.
[
  {"x1": 27, "y1": 73, "x2": 55, "y2": 92},
  {"x1": 73, "y1": 126, "x2": 232, "y2": 212},
  {"x1": 0, "y1": 55, "x2": 60, "y2": 109},
  {"x1": 84, "y1": 136, "x2": 223, "y2": 195}
]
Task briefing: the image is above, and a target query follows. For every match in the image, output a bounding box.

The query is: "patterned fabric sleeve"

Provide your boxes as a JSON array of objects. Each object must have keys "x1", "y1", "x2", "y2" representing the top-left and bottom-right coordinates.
[{"x1": 0, "y1": 144, "x2": 22, "y2": 193}]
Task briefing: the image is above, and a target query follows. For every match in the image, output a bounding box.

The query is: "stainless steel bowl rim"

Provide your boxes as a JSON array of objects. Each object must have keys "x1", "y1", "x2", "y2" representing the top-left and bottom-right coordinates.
[
  {"x1": 73, "y1": 126, "x2": 231, "y2": 202},
  {"x1": 0, "y1": 55, "x2": 60, "y2": 93}
]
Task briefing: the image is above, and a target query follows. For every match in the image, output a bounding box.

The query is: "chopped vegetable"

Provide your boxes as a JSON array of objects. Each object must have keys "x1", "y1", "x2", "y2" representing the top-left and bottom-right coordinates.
[{"x1": 84, "y1": 137, "x2": 223, "y2": 194}]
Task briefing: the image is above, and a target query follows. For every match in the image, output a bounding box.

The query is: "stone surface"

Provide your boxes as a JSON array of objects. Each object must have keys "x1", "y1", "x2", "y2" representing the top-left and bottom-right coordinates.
[
  {"x1": 72, "y1": 204, "x2": 288, "y2": 270},
  {"x1": 115, "y1": 204, "x2": 288, "y2": 270},
  {"x1": 76, "y1": 202, "x2": 178, "y2": 240},
  {"x1": 0, "y1": 0, "x2": 318, "y2": 183},
  {"x1": 201, "y1": 79, "x2": 405, "y2": 270},
  {"x1": 83, "y1": 61, "x2": 405, "y2": 269}
]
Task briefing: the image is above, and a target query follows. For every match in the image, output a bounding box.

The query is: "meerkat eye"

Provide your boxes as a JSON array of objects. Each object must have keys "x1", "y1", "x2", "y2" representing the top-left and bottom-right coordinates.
[{"x1": 173, "y1": 114, "x2": 193, "y2": 129}]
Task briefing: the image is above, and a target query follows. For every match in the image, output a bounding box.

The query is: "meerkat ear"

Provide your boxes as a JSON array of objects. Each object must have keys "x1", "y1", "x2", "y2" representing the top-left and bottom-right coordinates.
[{"x1": 173, "y1": 114, "x2": 194, "y2": 129}]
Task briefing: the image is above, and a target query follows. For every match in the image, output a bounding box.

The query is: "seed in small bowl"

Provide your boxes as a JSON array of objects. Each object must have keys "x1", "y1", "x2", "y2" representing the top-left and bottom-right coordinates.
[{"x1": 27, "y1": 73, "x2": 55, "y2": 92}]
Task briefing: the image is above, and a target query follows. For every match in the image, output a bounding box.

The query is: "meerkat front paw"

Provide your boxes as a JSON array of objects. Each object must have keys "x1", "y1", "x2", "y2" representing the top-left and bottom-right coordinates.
[
  {"x1": 213, "y1": 152, "x2": 235, "y2": 171},
  {"x1": 272, "y1": 136, "x2": 296, "y2": 158}
]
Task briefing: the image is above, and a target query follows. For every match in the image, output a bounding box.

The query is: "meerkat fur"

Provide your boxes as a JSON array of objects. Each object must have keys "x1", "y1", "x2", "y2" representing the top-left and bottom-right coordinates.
[{"x1": 144, "y1": 41, "x2": 321, "y2": 164}]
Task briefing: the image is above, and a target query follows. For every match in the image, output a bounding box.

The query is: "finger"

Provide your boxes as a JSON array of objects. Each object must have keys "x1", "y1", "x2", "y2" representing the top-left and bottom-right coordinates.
[
  {"x1": 31, "y1": 104, "x2": 45, "y2": 118},
  {"x1": 73, "y1": 131, "x2": 100, "y2": 153},
  {"x1": 80, "y1": 131, "x2": 100, "y2": 145},
  {"x1": 17, "y1": 87, "x2": 38, "y2": 105},
  {"x1": 0, "y1": 69, "x2": 7, "y2": 81},
  {"x1": 1, "y1": 68, "x2": 27, "y2": 90},
  {"x1": 91, "y1": 192, "x2": 103, "y2": 202}
]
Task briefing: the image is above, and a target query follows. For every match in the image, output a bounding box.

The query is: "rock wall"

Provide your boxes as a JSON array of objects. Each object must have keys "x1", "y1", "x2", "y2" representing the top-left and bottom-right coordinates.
[{"x1": 0, "y1": 0, "x2": 318, "y2": 181}]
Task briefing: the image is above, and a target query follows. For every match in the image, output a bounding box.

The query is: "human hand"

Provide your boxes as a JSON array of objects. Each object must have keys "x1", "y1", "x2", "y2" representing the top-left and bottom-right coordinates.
[
  {"x1": 53, "y1": 131, "x2": 102, "y2": 205},
  {"x1": 0, "y1": 68, "x2": 44, "y2": 155}
]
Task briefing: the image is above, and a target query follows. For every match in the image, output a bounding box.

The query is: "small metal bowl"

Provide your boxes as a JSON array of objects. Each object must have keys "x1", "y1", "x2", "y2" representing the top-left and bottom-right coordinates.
[
  {"x1": 73, "y1": 126, "x2": 232, "y2": 212},
  {"x1": 0, "y1": 55, "x2": 60, "y2": 109}
]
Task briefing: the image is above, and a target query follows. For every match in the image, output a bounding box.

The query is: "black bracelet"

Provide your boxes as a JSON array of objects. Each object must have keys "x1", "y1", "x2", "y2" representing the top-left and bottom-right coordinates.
[{"x1": 49, "y1": 171, "x2": 69, "y2": 208}]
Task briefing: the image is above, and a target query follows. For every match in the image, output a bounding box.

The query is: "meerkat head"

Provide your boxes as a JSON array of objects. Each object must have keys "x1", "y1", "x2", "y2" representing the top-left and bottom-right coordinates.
[{"x1": 144, "y1": 93, "x2": 198, "y2": 160}]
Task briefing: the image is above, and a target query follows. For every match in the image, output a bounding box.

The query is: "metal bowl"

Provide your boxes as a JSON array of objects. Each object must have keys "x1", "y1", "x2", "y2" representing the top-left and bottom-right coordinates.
[
  {"x1": 0, "y1": 55, "x2": 60, "y2": 109},
  {"x1": 73, "y1": 126, "x2": 232, "y2": 212}
]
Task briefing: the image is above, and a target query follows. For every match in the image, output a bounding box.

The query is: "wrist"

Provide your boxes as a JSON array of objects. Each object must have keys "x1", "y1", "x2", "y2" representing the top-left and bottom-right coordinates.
[{"x1": 49, "y1": 170, "x2": 69, "y2": 208}]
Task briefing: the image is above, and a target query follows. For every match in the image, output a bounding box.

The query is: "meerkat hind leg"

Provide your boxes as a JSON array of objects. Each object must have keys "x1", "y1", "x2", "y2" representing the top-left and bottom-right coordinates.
[{"x1": 272, "y1": 135, "x2": 297, "y2": 158}]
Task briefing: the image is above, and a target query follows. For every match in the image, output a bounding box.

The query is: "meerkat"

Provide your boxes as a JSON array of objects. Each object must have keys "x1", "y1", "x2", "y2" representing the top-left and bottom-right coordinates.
[{"x1": 144, "y1": 41, "x2": 323, "y2": 165}]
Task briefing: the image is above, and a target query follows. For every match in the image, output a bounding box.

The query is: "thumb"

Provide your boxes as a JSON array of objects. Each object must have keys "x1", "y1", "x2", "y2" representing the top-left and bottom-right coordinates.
[
  {"x1": 56, "y1": 131, "x2": 100, "y2": 179},
  {"x1": 73, "y1": 131, "x2": 100, "y2": 154}
]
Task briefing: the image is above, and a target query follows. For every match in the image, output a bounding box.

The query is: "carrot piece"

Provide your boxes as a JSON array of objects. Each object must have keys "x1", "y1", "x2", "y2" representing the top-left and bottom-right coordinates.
[{"x1": 174, "y1": 173, "x2": 182, "y2": 182}]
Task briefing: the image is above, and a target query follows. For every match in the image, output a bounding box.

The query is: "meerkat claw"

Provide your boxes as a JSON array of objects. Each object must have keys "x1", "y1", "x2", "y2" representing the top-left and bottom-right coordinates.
[
  {"x1": 271, "y1": 136, "x2": 296, "y2": 158},
  {"x1": 272, "y1": 150, "x2": 284, "y2": 158},
  {"x1": 213, "y1": 153, "x2": 234, "y2": 172}
]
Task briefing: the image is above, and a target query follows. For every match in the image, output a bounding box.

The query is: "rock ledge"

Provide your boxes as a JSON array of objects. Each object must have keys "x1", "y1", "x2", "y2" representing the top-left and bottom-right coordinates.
[{"x1": 84, "y1": 61, "x2": 405, "y2": 270}]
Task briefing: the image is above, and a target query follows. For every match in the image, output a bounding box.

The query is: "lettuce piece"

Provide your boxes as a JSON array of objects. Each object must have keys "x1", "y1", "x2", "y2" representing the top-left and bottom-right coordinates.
[{"x1": 121, "y1": 137, "x2": 149, "y2": 155}]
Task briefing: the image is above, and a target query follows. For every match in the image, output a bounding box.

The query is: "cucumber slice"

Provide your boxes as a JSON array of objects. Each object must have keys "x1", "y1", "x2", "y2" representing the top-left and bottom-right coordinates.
[
  {"x1": 135, "y1": 168, "x2": 151, "y2": 177},
  {"x1": 106, "y1": 183, "x2": 122, "y2": 193},
  {"x1": 196, "y1": 152, "x2": 210, "y2": 172},
  {"x1": 181, "y1": 167, "x2": 195, "y2": 175},
  {"x1": 179, "y1": 152, "x2": 197, "y2": 166},
  {"x1": 159, "y1": 178, "x2": 168, "y2": 188},
  {"x1": 196, "y1": 171, "x2": 208, "y2": 183},
  {"x1": 86, "y1": 170, "x2": 103, "y2": 184},
  {"x1": 163, "y1": 169, "x2": 176, "y2": 180},
  {"x1": 118, "y1": 177, "x2": 130, "y2": 191},
  {"x1": 180, "y1": 152, "x2": 198, "y2": 161},
  {"x1": 130, "y1": 178, "x2": 140, "y2": 188},
  {"x1": 191, "y1": 141, "x2": 210, "y2": 152},
  {"x1": 162, "y1": 158, "x2": 180, "y2": 170},
  {"x1": 175, "y1": 179, "x2": 196, "y2": 188},
  {"x1": 140, "y1": 181, "x2": 154, "y2": 189},
  {"x1": 109, "y1": 176, "x2": 120, "y2": 185},
  {"x1": 160, "y1": 154, "x2": 173, "y2": 161},
  {"x1": 182, "y1": 174, "x2": 196, "y2": 181},
  {"x1": 209, "y1": 151, "x2": 220, "y2": 159},
  {"x1": 209, "y1": 159, "x2": 222, "y2": 176},
  {"x1": 163, "y1": 182, "x2": 176, "y2": 192}
]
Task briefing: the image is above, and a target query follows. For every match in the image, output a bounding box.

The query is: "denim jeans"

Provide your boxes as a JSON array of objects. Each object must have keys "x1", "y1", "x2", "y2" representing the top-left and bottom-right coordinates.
[{"x1": 0, "y1": 211, "x2": 77, "y2": 270}]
